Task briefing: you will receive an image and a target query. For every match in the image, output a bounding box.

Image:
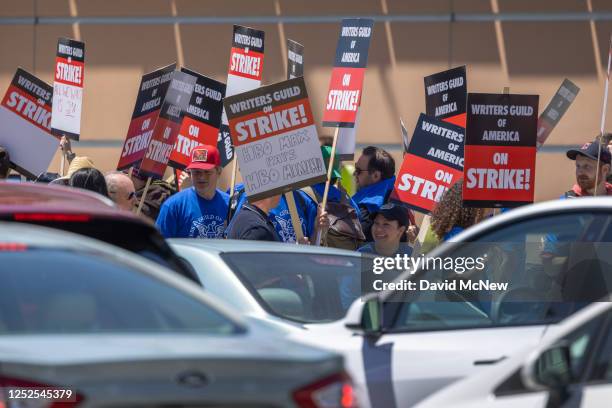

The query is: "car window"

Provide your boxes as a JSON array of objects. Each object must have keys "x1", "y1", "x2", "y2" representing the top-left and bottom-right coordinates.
[
  {"x1": 589, "y1": 313, "x2": 612, "y2": 382},
  {"x1": 495, "y1": 311, "x2": 608, "y2": 396},
  {"x1": 388, "y1": 213, "x2": 612, "y2": 332},
  {"x1": 536, "y1": 313, "x2": 606, "y2": 383},
  {"x1": 4, "y1": 217, "x2": 199, "y2": 282},
  {"x1": 220, "y1": 252, "x2": 365, "y2": 323},
  {"x1": 0, "y1": 248, "x2": 241, "y2": 335}
]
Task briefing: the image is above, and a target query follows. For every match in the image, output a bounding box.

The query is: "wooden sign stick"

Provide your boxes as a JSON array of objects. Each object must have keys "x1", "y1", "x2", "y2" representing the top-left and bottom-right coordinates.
[
  {"x1": 315, "y1": 127, "x2": 340, "y2": 246},
  {"x1": 136, "y1": 177, "x2": 152, "y2": 215},
  {"x1": 595, "y1": 34, "x2": 612, "y2": 197},
  {"x1": 285, "y1": 192, "x2": 305, "y2": 243}
]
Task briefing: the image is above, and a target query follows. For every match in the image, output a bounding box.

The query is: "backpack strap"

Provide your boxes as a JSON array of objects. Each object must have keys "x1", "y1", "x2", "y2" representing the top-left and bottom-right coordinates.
[{"x1": 226, "y1": 186, "x2": 246, "y2": 225}]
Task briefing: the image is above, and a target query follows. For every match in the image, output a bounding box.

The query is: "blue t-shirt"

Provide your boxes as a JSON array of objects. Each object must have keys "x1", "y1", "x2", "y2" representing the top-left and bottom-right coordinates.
[
  {"x1": 228, "y1": 183, "x2": 317, "y2": 243},
  {"x1": 357, "y1": 242, "x2": 413, "y2": 257},
  {"x1": 352, "y1": 176, "x2": 396, "y2": 219},
  {"x1": 444, "y1": 226, "x2": 465, "y2": 241},
  {"x1": 156, "y1": 187, "x2": 229, "y2": 238},
  {"x1": 269, "y1": 191, "x2": 318, "y2": 243}
]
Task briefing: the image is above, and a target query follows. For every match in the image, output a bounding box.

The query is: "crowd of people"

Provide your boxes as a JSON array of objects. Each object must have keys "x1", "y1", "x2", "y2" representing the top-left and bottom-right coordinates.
[{"x1": 2, "y1": 132, "x2": 612, "y2": 256}]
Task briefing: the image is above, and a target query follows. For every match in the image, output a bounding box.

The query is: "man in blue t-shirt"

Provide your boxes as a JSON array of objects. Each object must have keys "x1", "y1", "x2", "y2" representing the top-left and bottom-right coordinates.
[
  {"x1": 156, "y1": 144, "x2": 229, "y2": 238},
  {"x1": 228, "y1": 184, "x2": 319, "y2": 243}
]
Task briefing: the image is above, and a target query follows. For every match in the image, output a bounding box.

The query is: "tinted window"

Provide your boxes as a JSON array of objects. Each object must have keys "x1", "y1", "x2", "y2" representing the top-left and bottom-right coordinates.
[
  {"x1": 388, "y1": 213, "x2": 612, "y2": 332},
  {"x1": 0, "y1": 248, "x2": 241, "y2": 335},
  {"x1": 221, "y1": 252, "x2": 364, "y2": 323},
  {"x1": 4, "y1": 218, "x2": 198, "y2": 282},
  {"x1": 589, "y1": 314, "x2": 612, "y2": 382}
]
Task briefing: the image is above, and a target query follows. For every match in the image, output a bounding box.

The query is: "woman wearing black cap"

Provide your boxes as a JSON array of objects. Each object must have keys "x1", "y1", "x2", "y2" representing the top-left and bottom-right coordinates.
[{"x1": 357, "y1": 203, "x2": 412, "y2": 257}]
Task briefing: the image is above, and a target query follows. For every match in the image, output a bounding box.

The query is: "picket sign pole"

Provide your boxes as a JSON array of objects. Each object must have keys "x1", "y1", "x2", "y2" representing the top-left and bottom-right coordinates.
[
  {"x1": 411, "y1": 215, "x2": 431, "y2": 257},
  {"x1": 314, "y1": 127, "x2": 340, "y2": 246},
  {"x1": 59, "y1": 153, "x2": 65, "y2": 177},
  {"x1": 285, "y1": 192, "x2": 305, "y2": 243},
  {"x1": 595, "y1": 34, "x2": 612, "y2": 197},
  {"x1": 228, "y1": 157, "x2": 238, "y2": 203},
  {"x1": 136, "y1": 177, "x2": 152, "y2": 215}
]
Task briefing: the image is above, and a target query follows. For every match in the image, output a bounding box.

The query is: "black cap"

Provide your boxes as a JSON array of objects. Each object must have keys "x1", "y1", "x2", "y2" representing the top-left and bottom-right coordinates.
[
  {"x1": 373, "y1": 203, "x2": 409, "y2": 227},
  {"x1": 567, "y1": 141, "x2": 611, "y2": 164}
]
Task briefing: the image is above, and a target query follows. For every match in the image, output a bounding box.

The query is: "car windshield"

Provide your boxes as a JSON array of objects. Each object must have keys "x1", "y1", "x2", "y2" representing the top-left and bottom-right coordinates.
[
  {"x1": 384, "y1": 212, "x2": 612, "y2": 333},
  {"x1": 220, "y1": 252, "x2": 365, "y2": 324},
  {"x1": 0, "y1": 248, "x2": 241, "y2": 335}
]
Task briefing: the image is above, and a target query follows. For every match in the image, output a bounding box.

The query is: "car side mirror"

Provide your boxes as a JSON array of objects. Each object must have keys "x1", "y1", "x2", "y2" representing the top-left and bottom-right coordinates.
[
  {"x1": 522, "y1": 342, "x2": 574, "y2": 393},
  {"x1": 345, "y1": 295, "x2": 382, "y2": 336}
]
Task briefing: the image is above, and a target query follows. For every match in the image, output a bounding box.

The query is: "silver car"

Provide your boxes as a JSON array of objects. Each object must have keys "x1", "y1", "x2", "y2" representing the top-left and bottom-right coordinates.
[
  {"x1": 0, "y1": 223, "x2": 353, "y2": 408},
  {"x1": 168, "y1": 239, "x2": 367, "y2": 329}
]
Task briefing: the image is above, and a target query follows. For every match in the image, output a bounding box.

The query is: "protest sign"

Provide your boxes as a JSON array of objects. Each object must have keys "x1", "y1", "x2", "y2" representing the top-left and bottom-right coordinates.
[
  {"x1": 424, "y1": 65, "x2": 467, "y2": 128},
  {"x1": 287, "y1": 39, "x2": 304, "y2": 79},
  {"x1": 138, "y1": 71, "x2": 196, "y2": 179},
  {"x1": 394, "y1": 114, "x2": 464, "y2": 213},
  {"x1": 117, "y1": 63, "x2": 176, "y2": 171},
  {"x1": 334, "y1": 112, "x2": 361, "y2": 161},
  {"x1": 224, "y1": 77, "x2": 326, "y2": 201},
  {"x1": 218, "y1": 25, "x2": 265, "y2": 167},
  {"x1": 537, "y1": 79, "x2": 579, "y2": 149},
  {"x1": 322, "y1": 18, "x2": 374, "y2": 128},
  {"x1": 0, "y1": 68, "x2": 58, "y2": 178},
  {"x1": 168, "y1": 68, "x2": 226, "y2": 170},
  {"x1": 51, "y1": 38, "x2": 85, "y2": 140},
  {"x1": 463, "y1": 93, "x2": 539, "y2": 208}
]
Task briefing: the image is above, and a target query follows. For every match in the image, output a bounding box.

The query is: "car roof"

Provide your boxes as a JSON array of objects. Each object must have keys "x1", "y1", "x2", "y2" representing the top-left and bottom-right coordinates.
[
  {"x1": 0, "y1": 221, "x2": 248, "y2": 326},
  {"x1": 447, "y1": 196, "x2": 612, "y2": 243},
  {"x1": 0, "y1": 182, "x2": 153, "y2": 226},
  {"x1": 168, "y1": 238, "x2": 363, "y2": 256}
]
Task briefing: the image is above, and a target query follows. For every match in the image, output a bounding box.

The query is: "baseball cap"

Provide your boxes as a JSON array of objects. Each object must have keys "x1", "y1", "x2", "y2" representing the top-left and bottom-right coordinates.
[
  {"x1": 186, "y1": 144, "x2": 220, "y2": 171},
  {"x1": 321, "y1": 146, "x2": 341, "y2": 179},
  {"x1": 54, "y1": 156, "x2": 96, "y2": 182},
  {"x1": 373, "y1": 203, "x2": 409, "y2": 228},
  {"x1": 567, "y1": 140, "x2": 611, "y2": 164}
]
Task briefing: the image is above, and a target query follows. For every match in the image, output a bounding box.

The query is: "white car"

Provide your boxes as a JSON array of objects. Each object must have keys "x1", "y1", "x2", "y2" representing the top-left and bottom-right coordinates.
[
  {"x1": 0, "y1": 222, "x2": 353, "y2": 408},
  {"x1": 173, "y1": 198, "x2": 612, "y2": 407},
  {"x1": 415, "y1": 297, "x2": 612, "y2": 408},
  {"x1": 336, "y1": 197, "x2": 612, "y2": 407}
]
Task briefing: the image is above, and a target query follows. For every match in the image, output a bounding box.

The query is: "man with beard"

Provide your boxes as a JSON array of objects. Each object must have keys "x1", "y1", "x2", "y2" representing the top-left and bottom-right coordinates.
[
  {"x1": 540, "y1": 140, "x2": 612, "y2": 263},
  {"x1": 564, "y1": 141, "x2": 612, "y2": 197}
]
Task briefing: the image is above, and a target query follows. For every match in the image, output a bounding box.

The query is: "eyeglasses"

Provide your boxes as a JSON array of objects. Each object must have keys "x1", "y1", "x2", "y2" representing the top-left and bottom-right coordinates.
[
  {"x1": 353, "y1": 167, "x2": 368, "y2": 176},
  {"x1": 110, "y1": 190, "x2": 136, "y2": 201}
]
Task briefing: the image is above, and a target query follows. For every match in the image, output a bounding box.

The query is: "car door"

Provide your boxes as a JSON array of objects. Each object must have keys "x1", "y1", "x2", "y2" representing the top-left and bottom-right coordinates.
[
  {"x1": 572, "y1": 311, "x2": 612, "y2": 407},
  {"x1": 362, "y1": 211, "x2": 612, "y2": 408}
]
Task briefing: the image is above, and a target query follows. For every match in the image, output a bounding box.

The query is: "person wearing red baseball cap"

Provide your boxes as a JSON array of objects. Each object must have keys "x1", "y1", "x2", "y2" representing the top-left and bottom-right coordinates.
[{"x1": 156, "y1": 144, "x2": 229, "y2": 238}]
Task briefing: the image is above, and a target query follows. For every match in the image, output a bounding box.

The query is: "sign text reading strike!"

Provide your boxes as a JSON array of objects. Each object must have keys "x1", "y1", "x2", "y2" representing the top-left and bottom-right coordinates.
[
  {"x1": 55, "y1": 63, "x2": 82, "y2": 85},
  {"x1": 233, "y1": 104, "x2": 308, "y2": 142}
]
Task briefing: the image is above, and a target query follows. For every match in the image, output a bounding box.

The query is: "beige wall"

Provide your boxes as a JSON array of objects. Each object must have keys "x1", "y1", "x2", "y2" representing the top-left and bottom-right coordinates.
[{"x1": 2, "y1": 0, "x2": 612, "y2": 201}]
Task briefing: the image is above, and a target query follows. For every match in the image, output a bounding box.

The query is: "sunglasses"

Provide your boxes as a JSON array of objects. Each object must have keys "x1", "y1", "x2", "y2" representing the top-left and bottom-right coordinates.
[{"x1": 353, "y1": 166, "x2": 369, "y2": 176}]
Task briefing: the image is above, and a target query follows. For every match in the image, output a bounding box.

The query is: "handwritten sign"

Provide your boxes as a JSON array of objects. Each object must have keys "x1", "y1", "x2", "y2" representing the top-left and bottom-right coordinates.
[{"x1": 224, "y1": 77, "x2": 326, "y2": 201}]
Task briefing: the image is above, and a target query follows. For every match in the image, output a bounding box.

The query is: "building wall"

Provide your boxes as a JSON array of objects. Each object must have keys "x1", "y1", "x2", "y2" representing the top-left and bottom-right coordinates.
[{"x1": 1, "y1": 0, "x2": 612, "y2": 202}]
